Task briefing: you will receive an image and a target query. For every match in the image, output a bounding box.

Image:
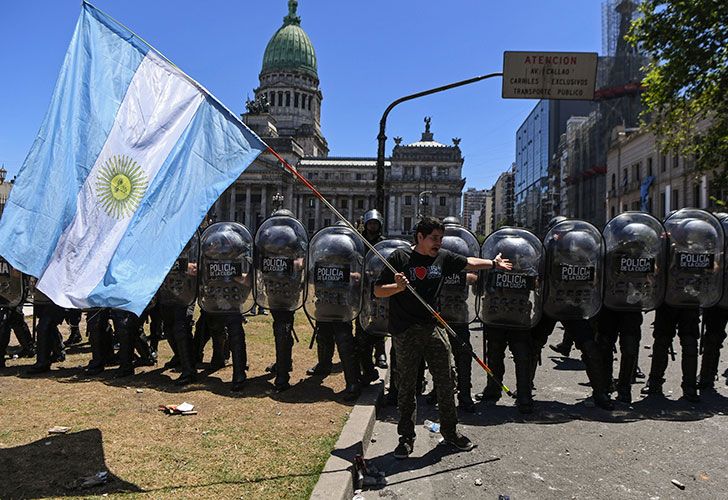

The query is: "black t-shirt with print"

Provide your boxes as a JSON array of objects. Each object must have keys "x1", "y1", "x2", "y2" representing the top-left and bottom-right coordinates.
[{"x1": 375, "y1": 247, "x2": 468, "y2": 335}]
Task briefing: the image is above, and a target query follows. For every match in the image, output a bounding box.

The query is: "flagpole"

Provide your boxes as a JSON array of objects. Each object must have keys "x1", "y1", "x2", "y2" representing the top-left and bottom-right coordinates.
[{"x1": 265, "y1": 146, "x2": 514, "y2": 397}]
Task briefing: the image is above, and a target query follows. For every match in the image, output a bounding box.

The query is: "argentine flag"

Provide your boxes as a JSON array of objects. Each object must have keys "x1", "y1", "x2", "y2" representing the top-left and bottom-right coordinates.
[{"x1": 0, "y1": 2, "x2": 266, "y2": 315}]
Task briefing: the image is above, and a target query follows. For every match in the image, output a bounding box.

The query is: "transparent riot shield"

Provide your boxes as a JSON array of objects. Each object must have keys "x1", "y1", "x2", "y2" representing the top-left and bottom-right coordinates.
[
  {"x1": 158, "y1": 232, "x2": 199, "y2": 307},
  {"x1": 664, "y1": 208, "x2": 723, "y2": 308},
  {"x1": 359, "y1": 239, "x2": 411, "y2": 336},
  {"x1": 0, "y1": 257, "x2": 25, "y2": 307},
  {"x1": 543, "y1": 219, "x2": 604, "y2": 320},
  {"x1": 603, "y1": 212, "x2": 666, "y2": 311},
  {"x1": 304, "y1": 225, "x2": 365, "y2": 322},
  {"x1": 198, "y1": 222, "x2": 254, "y2": 314},
  {"x1": 253, "y1": 213, "x2": 308, "y2": 311},
  {"x1": 439, "y1": 225, "x2": 480, "y2": 324},
  {"x1": 480, "y1": 227, "x2": 544, "y2": 329}
]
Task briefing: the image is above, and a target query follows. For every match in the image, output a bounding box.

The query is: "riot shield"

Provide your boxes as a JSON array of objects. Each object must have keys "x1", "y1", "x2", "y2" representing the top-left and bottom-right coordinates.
[
  {"x1": 439, "y1": 224, "x2": 480, "y2": 324},
  {"x1": 0, "y1": 256, "x2": 25, "y2": 307},
  {"x1": 198, "y1": 222, "x2": 254, "y2": 314},
  {"x1": 359, "y1": 239, "x2": 411, "y2": 336},
  {"x1": 304, "y1": 225, "x2": 365, "y2": 322},
  {"x1": 603, "y1": 212, "x2": 666, "y2": 311},
  {"x1": 664, "y1": 208, "x2": 723, "y2": 308},
  {"x1": 253, "y1": 212, "x2": 308, "y2": 311},
  {"x1": 26, "y1": 276, "x2": 51, "y2": 305},
  {"x1": 158, "y1": 232, "x2": 199, "y2": 307},
  {"x1": 480, "y1": 227, "x2": 544, "y2": 329},
  {"x1": 543, "y1": 219, "x2": 604, "y2": 320}
]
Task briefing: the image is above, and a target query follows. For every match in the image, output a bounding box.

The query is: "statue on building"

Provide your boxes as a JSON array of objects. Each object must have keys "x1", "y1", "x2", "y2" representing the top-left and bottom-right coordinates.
[
  {"x1": 245, "y1": 94, "x2": 270, "y2": 115},
  {"x1": 424, "y1": 116, "x2": 432, "y2": 134}
]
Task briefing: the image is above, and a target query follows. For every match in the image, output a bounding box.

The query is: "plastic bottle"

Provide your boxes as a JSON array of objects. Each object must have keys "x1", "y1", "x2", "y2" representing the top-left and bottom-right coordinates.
[{"x1": 423, "y1": 419, "x2": 440, "y2": 433}]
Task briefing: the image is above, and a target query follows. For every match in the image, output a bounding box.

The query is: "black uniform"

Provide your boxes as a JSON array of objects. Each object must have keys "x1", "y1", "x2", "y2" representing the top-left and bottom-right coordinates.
[
  {"x1": 206, "y1": 312, "x2": 247, "y2": 390},
  {"x1": 84, "y1": 308, "x2": 115, "y2": 375},
  {"x1": 0, "y1": 306, "x2": 34, "y2": 367},
  {"x1": 644, "y1": 303, "x2": 701, "y2": 401},
  {"x1": 596, "y1": 307, "x2": 643, "y2": 403},
  {"x1": 27, "y1": 303, "x2": 66, "y2": 373},
  {"x1": 480, "y1": 325, "x2": 533, "y2": 412},
  {"x1": 355, "y1": 232, "x2": 385, "y2": 383},
  {"x1": 310, "y1": 320, "x2": 360, "y2": 399},
  {"x1": 271, "y1": 309, "x2": 295, "y2": 391},
  {"x1": 699, "y1": 305, "x2": 728, "y2": 391}
]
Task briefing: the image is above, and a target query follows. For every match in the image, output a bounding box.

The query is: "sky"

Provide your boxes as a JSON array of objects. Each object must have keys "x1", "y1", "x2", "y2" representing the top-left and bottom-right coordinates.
[{"x1": 0, "y1": 0, "x2": 602, "y2": 190}]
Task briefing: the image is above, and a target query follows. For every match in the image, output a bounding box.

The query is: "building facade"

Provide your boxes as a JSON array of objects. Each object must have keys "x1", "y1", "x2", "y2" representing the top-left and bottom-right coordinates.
[
  {"x1": 213, "y1": 2, "x2": 466, "y2": 236},
  {"x1": 462, "y1": 188, "x2": 489, "y2": 233},
  {"x1": 605, "y1": 127, "x2": 710, "y2": 221},
  {"x1": 492, "y1": 166, "x2": 515, "y2": 229}
]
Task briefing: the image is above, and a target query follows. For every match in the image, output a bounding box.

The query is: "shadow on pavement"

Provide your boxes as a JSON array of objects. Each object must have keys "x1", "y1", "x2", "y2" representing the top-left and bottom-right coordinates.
[{"x1": 0, "y1": 428, "x2": 141, "y2": 499}]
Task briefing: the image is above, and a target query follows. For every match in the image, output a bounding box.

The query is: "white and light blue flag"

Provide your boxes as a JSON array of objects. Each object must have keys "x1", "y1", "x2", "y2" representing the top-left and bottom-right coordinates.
[{"x1": 0, "y1": 2, "x2": 266, "y2": 314}]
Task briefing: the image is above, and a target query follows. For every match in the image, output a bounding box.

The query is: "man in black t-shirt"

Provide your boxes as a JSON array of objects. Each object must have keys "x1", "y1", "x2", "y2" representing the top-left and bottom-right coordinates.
[{"x1": 375, "y1": 217, "x2": 511, "y2": 459}]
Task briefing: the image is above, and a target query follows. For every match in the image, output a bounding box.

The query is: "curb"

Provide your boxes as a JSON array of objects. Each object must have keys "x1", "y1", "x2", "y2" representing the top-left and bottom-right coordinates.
[{"x1": 310, "y1": 340, "x2": 390, "y2": 500}]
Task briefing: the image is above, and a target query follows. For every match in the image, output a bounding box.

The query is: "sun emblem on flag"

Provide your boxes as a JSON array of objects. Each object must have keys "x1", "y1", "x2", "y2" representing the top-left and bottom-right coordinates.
[{"x1": 96, "y1": 155, "x2": 148, "y2": 219}]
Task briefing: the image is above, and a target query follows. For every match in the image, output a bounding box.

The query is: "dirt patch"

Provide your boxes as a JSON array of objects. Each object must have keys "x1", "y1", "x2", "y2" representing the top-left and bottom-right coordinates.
[{"x1": 0, "y1": 312, "x2": 355, "y2": 499}]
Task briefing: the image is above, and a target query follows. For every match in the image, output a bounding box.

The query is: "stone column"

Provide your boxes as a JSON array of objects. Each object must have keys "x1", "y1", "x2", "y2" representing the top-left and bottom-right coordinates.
[
  {"x1": 348, "y1": 195, "x2": 354, "y2": 222},
  {"x1": 287, "y1": 183, "x2": 294, "y2": 211},
  {"x1": 245, "y1": 186, "x2": 252, "y2": 227},
  {"x1": 261, "y1": 184, "x2": 268, "y2": 217},
  {"x1": 315, "y1": 197, "x2": 321, "y2": 229},
  {"x1": 229, "y1": 183, "x2": 237, "y2": 221}
]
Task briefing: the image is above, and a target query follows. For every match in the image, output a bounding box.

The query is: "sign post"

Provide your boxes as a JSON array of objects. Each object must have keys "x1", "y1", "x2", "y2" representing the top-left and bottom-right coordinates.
[{"x1": 502, "y1": 51, "x2": 598, "y2": 100}]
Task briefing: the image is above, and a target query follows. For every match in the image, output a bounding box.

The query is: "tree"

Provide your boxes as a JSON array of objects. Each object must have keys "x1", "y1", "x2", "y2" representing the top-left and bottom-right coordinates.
[{"x1": 627, "y1": 1, "x2": 727, "y2": 178}]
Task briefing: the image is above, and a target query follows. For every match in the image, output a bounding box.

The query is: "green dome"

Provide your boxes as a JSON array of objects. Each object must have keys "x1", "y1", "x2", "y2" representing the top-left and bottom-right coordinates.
[{"x1": 261, "y1": 2, "x2": 317, "y2": 77}]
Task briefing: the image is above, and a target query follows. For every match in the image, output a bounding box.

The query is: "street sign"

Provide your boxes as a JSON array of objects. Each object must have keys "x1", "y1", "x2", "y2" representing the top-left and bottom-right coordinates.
[{"x1": 502, "y1": 51, "x2": 598, "y2": 100}]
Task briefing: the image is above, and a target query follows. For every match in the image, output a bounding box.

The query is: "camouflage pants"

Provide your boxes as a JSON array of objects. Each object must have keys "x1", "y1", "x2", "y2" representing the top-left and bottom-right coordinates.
[{"x1": 393, "y1": 324, "x2": 458, "y2": 443}]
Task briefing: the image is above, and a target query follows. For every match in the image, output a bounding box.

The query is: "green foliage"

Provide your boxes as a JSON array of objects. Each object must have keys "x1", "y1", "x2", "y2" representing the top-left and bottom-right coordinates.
[{"x1": 627, "y1": 0, "x2": 728, "y2": 178}]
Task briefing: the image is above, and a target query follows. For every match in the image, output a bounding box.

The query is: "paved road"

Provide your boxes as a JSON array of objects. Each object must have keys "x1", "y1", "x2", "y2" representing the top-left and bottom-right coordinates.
[{"x1": 362, "y1": 312, "x2": 728, "y2": 499}]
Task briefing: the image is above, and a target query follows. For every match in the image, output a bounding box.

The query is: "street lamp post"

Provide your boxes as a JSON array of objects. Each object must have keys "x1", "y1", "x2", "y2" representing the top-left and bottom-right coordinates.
[
  {"x1": 375, "y1": 72, "x2": 503, "y2": 227},
  {"x1": 418, "y1": 190, "x2": 432, "y2": 220}
]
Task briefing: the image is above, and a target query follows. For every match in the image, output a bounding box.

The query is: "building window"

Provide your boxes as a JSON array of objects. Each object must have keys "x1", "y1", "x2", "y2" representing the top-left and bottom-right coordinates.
[
  {"x1": 694, "y1": 184, "x2": 701, "y2": 207},
  {"x1": 356, "y1": 173, "x2": 363, "y2": 180},
  {"x1": 341, "y1": 199, "x2": 348, "y2": 209},
  {"x1": 611, "y1": 173, "x2": 616, "y2": 191},
  {"x1": 660, "y1": 191, "x2": 667, "y2": 216},
  {"x1": 357, "y1": 199, "x2": 364, "y2": 209},
  {"x1": 439, "y1": 196, "x2": 446, "y2": 206},
  {"x1": 632, "y1": 163, "x2": 640, "y2": 182},
  {"x1": 673, "y1": 155, "x2": 679, "y2": 169},
  {"x1": 301, "y1": 94, "x2": 307, "y2": 109},
  {"x1": 308, "y1": 198, "x2": 315, "y2": 208},
  {"x1": 421, "y1": 167, "x2": 432, "y2": 179},
  {"x1": 622, "y1": 168, "x2": 628, "y2": 186},
  {"x1": 661, "y1": 155, "x2": 667, "y2": 172},
  {"x1": 672, "y1": 189, "x2": 679, "y2": 208},
  {"x1": 611, "y1": 205, "x2": 616, "y2": 218},
  {"x1": 308, "y1": 97, "x2": 312, "y2": 111},
  {"x1": 269, "y1": 92, "x2": 275, "y2": 106},
  {"x1": 647, "y1": 157, "x2": 653, "y2": 176},
  {"x1": 404, "y1": 166, "x2": 414, "y2": 177},
  {"x1": 437, "y1": 167, "x2": 450, "y2": 178},
  {"x1": 308, "y1": 218, "x2": 315, "y2": 232},
  {"x1": 404, "y1": 195, "x2": 412, "y2": 206},
  {"x1": 294, "y1": 92, "x2": 299, "y2": 108},
  {"x1": 278, "y1": 92, "x2": 284, "y2": 107},
  {"x1": 324, "y1": 173, "x2": 330, "y2": 180},
  {"x1": 404, "y1": 217, "x2": 412, "y2": 232}
]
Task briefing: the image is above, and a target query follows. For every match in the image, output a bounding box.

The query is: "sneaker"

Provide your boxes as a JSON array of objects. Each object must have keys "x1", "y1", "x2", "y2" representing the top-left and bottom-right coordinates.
[
  {"x1": 444, "y1": 433, "x2": 474, "y2": 452},
  {"x1": 393, "y1": 440, "x2": 413, "y2": 459}
]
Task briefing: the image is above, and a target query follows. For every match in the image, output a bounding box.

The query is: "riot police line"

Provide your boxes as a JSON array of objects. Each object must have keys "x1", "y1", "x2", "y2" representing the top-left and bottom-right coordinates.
[{"x1": 2, "y1": 207, "x2": 728, "y2": 410}]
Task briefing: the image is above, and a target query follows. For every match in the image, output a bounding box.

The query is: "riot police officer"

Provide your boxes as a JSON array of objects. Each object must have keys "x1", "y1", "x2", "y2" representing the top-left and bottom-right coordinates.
[
  {"x1": 0, "y1": 260, "x2": 33, "y2": 367},
  {"x1": 304, "y1": 223, "x2": 364, "y2": 400},
  {"x1": 597, "y1": 213, "x2": 666, "y2": 403},
  {"x1": 534, "y1": 218, "x2": 614, "y2": 410},
  {"x1": 199, "y1": 221, "x2": 254, "y2": 391},
  {"x1": 355, "y1": 209, "x2": 388, "y2": 379},
  {"x1": 27, "y1": 288, "x2": 66, "y2": 374},
  {"x1": 254, "y1": 209, "x2": 308, "y2": 392},
  {"x1": 439, "y1": 219, "x2": 481, "y2": 412},
  {"x1": 643, "y1": 209, "x2": 724, "y2": 402},
  {"x1": 478, "y1": 227, "x2": 545, "y2": 413},
  {"x1": 83, "y1": 308, "x2": 115, "y2": 376},
  {"x1": 158, "y1": 233, "x2": 200, "y2": 385}
]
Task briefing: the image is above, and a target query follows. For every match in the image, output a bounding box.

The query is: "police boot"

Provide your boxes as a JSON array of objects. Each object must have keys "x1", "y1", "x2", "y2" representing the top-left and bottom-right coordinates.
[
  {"x1": 0, "y1": 325, "x2": 10, "y2": 369},
  {"x1": 174, "y1": 332, "x2": 197, "y2": 386},
  {"x1": 229, "y1": 329, "x2": 247, "y2": 392},
  {"x1": 85, "y1": 325, "x2": 107, "y2": 375},
  {"x1": 374, "y1": 338, "x2": 388, "y2": 369},
  {"x1": 14, "y1": 321, "x2": 35, "y2": 357},
  {"x1": 116, "y1": 326, "x2": 135, "y2": 378},
  {"x1": 641, "y1": 336, "x2": 670, "y2": 396},
  {"x1": 514, "y1": 357, "x2": 534, "y2": 414},
  {"x1": 209, "y1": 333, "x2": 227, "y2": 371},
  {"x1": 28, "y1": 326, "x2": 53, "y2": 374},
  {"x1": 308, "y1": 328, "x2": 334, "y2": 377},
  {"x1": 65, "y1": 326, "x2": 82, "y2": 346},
  {"x1": 273, "y1": 315, "x2": 294, "y2": 391},
  {"x1": 698, "y1": 341, "x2": 721, "y2": 393},
  {"x1": 476, "y1": 336, "x2": 506, "y2": 403},
  {"x1": 133, "y1": 330, "x2": 155, "y2": 367},
  {"x1": 616, "y1": 335, "x2": 640, "y2": 404},
  {"x1": 581, "y1": 342, "x2": 614, "y2": 411},
  {"x1": 680, "y1": 339, "x2": 700, "y2": 402},
  {"x1": 356, "y1": 334, "x2": 378, "y2": 385}
]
